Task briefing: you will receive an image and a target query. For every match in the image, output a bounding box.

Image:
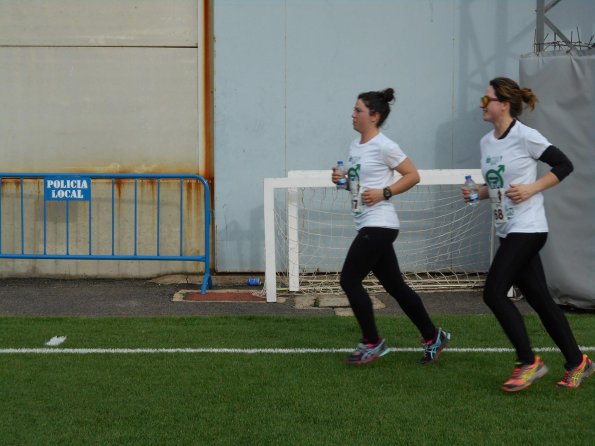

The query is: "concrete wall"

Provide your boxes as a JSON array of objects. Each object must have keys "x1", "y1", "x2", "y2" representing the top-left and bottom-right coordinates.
[
  {"x1": 0, "y1": 1, "x2": 205, "y2": 277},
  {"x1": 0, "y1": 0, "x2": 592, "y2": 275},
  {"x1": 0, "y1": 0, "x2": 199, "y2": 173}
]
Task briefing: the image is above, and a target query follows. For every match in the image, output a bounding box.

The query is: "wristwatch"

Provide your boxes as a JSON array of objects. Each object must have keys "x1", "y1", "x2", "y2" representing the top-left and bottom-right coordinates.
[{"x1": 383, "y1": 187, "x2": 392, "y2": 200}]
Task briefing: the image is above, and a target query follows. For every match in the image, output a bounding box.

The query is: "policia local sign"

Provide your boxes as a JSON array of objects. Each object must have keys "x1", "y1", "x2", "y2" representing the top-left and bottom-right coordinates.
[{"x1": 44, "y1": 176, "x2": 91, "y2": 201}]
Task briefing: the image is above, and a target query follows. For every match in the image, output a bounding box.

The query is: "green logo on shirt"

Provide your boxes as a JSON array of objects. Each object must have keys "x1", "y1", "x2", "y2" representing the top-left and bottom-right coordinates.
[
  {"x1": 347, "y1": 164, "x2": 360, "y2": 181},
  {"x1": 486, "y1": 155, "x2": 502, "y2": 165},
  {"x1": 486, "y1": 165, "x2": 505, "y2": 189}
]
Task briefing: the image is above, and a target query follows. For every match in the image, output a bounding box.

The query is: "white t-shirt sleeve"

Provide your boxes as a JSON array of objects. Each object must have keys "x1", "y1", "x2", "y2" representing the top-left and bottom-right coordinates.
[
  {"x1": 382, "y1": 141, "x2": 408, "y2": 169},
  {"x1": 524, "y1": 127, "x2": 551, "y2": 159}
]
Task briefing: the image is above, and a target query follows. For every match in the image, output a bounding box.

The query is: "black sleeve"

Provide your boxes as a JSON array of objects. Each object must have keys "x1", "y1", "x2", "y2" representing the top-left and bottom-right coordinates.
[{"x1": 539, "y1": 145, "x2": 574, "y2": 182}]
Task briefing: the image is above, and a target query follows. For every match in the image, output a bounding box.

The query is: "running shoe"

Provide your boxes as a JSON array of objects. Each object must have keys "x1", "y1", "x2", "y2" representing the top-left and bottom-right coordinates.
[
  {"x1": 420, "y1": 327, "x2": 451, "y2": 365},
  {"x1": 345, "y1": 338, "x2": 388, "y2": 365},
  {"x1": 502, "y1": 356, "x2": 548, "y2": 392},
  {"x1": 557, "y1": 354, "x2": 594, "y2": 389}
]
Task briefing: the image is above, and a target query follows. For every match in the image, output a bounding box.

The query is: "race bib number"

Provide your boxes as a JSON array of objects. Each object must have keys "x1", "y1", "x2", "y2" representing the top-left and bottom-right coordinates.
[{"x1": 489, "y1": 187, "x2": 508, "y2": 224}]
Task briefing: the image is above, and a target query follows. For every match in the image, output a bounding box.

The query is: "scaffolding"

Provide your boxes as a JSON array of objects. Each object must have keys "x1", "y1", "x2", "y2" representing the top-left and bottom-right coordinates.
[{"x1": 535, "y1": 0, "x2": 594, "y2": 53}]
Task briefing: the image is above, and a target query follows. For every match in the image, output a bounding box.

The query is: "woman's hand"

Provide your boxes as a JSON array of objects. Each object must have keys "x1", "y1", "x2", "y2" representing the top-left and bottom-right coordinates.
[
  {"x1": 461, "y1": 185, "x2": 489, "y2": 203},
  {"x1": 461, "y1": 186, "x2": 472, "y2": 204},
  {"x1": 331, "y1": 166, "x2": 344, "y2": 185},
  {"x1": 361, "y1": 188, "x2": 383, "y2": 206},
  {"x1": 506, "y1": 183, "x2": 536, "y2": 204},
  {"x1": 506, "y1": 172, "x2": 561, "y2": 204}
]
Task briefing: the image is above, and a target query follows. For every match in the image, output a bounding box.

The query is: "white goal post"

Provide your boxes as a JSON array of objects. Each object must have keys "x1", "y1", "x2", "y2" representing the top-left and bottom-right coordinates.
[{"x1": 264, "y1": 169, "x2": 492, "y2": 303}]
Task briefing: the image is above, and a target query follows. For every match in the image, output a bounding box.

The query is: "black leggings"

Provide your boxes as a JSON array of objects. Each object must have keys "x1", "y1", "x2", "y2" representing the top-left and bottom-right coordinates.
[
  {"x1": 484, "y1": 232, "x2": 582, "y2": 367},
  {"x1": 340, "y1": 227, "x2": 436, "y2": 343}
]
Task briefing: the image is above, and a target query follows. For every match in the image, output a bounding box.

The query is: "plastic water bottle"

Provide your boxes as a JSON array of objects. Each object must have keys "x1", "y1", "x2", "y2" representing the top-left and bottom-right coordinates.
[
  {"x1": 335, "y1": 161, "x2": 347, "y2": 189},
  {"x1": 247, "y1": 277, "x2": 261, "y2": 286},
  {"x1": 464, "y1": 175, "x2": 479, "y2": 206}
]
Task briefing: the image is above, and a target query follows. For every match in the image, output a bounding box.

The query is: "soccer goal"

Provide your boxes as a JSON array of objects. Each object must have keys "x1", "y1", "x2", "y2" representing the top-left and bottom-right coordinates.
[{"x1": 264, "y1": 169, "x2": 493, "y2": 302}]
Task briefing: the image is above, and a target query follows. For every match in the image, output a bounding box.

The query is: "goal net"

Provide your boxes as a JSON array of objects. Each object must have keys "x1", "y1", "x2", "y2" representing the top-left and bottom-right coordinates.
[{"x1": 264, "y1": 170, "x2": 493, "y2": 302}]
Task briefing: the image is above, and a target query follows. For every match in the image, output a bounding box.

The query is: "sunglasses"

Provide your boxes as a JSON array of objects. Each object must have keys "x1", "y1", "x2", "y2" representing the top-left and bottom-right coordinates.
[{"x1": 480, "y1": 95, "x2": 500, "y2": 107}]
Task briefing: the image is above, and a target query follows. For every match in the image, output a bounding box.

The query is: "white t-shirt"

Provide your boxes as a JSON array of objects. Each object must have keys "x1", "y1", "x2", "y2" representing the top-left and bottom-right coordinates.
[
  {"x1": 480, "y1": 120, "x2": 550, "y2": 238},
  {"x1": 347, "y1": 132, "x2": 407, "y2": 231}
]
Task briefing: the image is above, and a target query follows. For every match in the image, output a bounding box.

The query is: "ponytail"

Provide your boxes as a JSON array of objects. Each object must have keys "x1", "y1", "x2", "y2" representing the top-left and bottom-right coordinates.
[
  {"x1": 358, "y1": 88, "x2": 396, "y2": 127},
  {"x1": 520, "y1": 87, "x2": 538, "y2": 111},
  {"x1": 490, "y1": 77, "x2": 539, "y2": 118}
]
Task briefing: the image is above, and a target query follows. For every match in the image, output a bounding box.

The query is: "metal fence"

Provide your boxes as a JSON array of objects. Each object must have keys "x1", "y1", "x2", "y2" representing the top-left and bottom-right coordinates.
[{"x1": 0, "y1": 173, "x2": 212, "y2": 293}]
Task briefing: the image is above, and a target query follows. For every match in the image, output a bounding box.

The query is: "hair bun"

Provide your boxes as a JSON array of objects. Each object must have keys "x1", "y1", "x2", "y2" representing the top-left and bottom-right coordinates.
[{"x1": 381, "y1": 88, "x2": 395, "y2": 103}]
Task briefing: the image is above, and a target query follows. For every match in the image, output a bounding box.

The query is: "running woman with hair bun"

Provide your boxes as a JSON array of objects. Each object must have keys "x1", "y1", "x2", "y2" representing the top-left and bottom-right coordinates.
[
  {"x1": 332, "y1": 88, "x2": 450, "y2": 365},
  {"x1": 462, "y1": 77, "x2": 593, "y2": 392}
]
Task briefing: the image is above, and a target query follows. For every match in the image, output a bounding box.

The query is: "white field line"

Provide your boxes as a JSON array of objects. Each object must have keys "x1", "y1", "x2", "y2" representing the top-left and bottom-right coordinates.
[{"x1": 0, "y1": 346, "x2": 594, "y2": 354}]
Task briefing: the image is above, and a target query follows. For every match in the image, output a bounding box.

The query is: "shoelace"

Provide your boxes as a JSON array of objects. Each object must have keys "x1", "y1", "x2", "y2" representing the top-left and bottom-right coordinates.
[
  {"x1": 354, "y1": 343, "x2": 367, "y2": 353},
  {"x1": 559, "y1": 369, "x2": 572, "y2": 384},
  {"x1": 422, "y1": 344, "x2": 437, "y2": 359},
  {"x1": 354, "y1": 342, "x2": 375, "y2": 354},
  {"x1": 509, "y1": 364, "x2": 525, "y2": 379}
]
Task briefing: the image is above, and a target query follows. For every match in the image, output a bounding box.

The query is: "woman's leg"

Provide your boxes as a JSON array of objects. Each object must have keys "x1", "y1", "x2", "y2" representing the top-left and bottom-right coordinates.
[
  {"x1": 514, "y1": 244, "x2": 583, "y2": 368},
  {"x1": 483, "y1": 234, "x2": 546, "y2": 364},
  {"x1": 340, "y1": 227, "x2": 394, "y2": 343},
  {"x1": 371, "y1": 237, "x2": 435, "y2": 341}
]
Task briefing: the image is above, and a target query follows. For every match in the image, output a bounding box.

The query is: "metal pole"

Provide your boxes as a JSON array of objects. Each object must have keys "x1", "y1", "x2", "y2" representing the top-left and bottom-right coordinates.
[{"x1": 536, "y1": 0, "x2": 545, "y2": 52}]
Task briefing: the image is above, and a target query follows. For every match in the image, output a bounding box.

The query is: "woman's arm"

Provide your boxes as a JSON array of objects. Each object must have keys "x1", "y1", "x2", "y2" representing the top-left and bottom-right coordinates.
[
  {"x1": 507, "y1": 172, "x2": 559, "y2": 204},
  {"x1": 506, "y1": 145, "x2": 573, "y2": 204},
  {"x1": 361, "y1": 158, "x2": 419, "y2": 206},
  {"x1": 389, "y1": 158, "x2": 420, "y2": 196}
]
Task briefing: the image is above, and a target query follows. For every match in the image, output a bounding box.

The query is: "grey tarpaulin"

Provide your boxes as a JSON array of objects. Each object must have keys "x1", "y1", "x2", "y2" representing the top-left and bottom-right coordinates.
[{"x1": 519, "y1": 51, "x2": 595, "y2": 309}]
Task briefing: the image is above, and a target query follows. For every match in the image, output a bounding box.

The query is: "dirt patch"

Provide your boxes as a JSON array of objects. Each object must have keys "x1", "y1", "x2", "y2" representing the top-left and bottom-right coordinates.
[{"x1": 173, "y1": 289, "x2": 266, "y2": 303}]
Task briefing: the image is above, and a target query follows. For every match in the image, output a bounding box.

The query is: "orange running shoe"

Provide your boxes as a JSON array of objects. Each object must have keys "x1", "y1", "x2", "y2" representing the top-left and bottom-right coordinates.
[
  {"x1": 557, "y1": 354, "x2": 594, "y2": 388},
  {"x1": 502, "y1": 356, "x2": 548, "y2": 393}
]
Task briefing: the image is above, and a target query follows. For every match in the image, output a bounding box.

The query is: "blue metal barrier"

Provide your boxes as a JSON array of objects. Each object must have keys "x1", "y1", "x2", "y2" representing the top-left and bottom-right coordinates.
[{"x1": 0, "y1": 173, "x2": 213, "y2": 293}]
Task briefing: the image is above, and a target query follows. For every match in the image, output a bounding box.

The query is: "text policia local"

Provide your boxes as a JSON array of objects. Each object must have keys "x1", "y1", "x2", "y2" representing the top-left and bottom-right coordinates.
[{"x1": 46, "y1": 178, "x2": 89, "y2": 199}]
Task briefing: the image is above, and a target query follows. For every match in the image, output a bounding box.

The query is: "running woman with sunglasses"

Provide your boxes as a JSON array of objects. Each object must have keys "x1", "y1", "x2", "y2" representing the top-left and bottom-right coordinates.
[
  {"x1": 332, "y1": 88, "x2": 450, "y2": 365},
  {"x1": 462, "y1": 77, "x2": 593, "y2": 392}
]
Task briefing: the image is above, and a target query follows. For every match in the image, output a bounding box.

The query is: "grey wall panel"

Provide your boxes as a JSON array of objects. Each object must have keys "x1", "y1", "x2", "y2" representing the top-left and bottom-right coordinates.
[
  {"x1": 520, "y1": 52, "x2": 595, "y2": 308},
  {"x1": 214, "y1": 0, "x2": 558, "y2": 271},
  {"x1": 214, "y1": 0, "x2": 286, "y2": 271},
  {"x1": 0, "y1": 0, "x2": 197, "y2": 47},
  {"x1": 0, "y1": 47, "x2": 198, "y2": 172},
  {"x1": 284, "y1": 0, "x2": 456, "y2": 170},
  {"x1": 450, "y1": 0, "x2": 537, "y2": 169}
]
